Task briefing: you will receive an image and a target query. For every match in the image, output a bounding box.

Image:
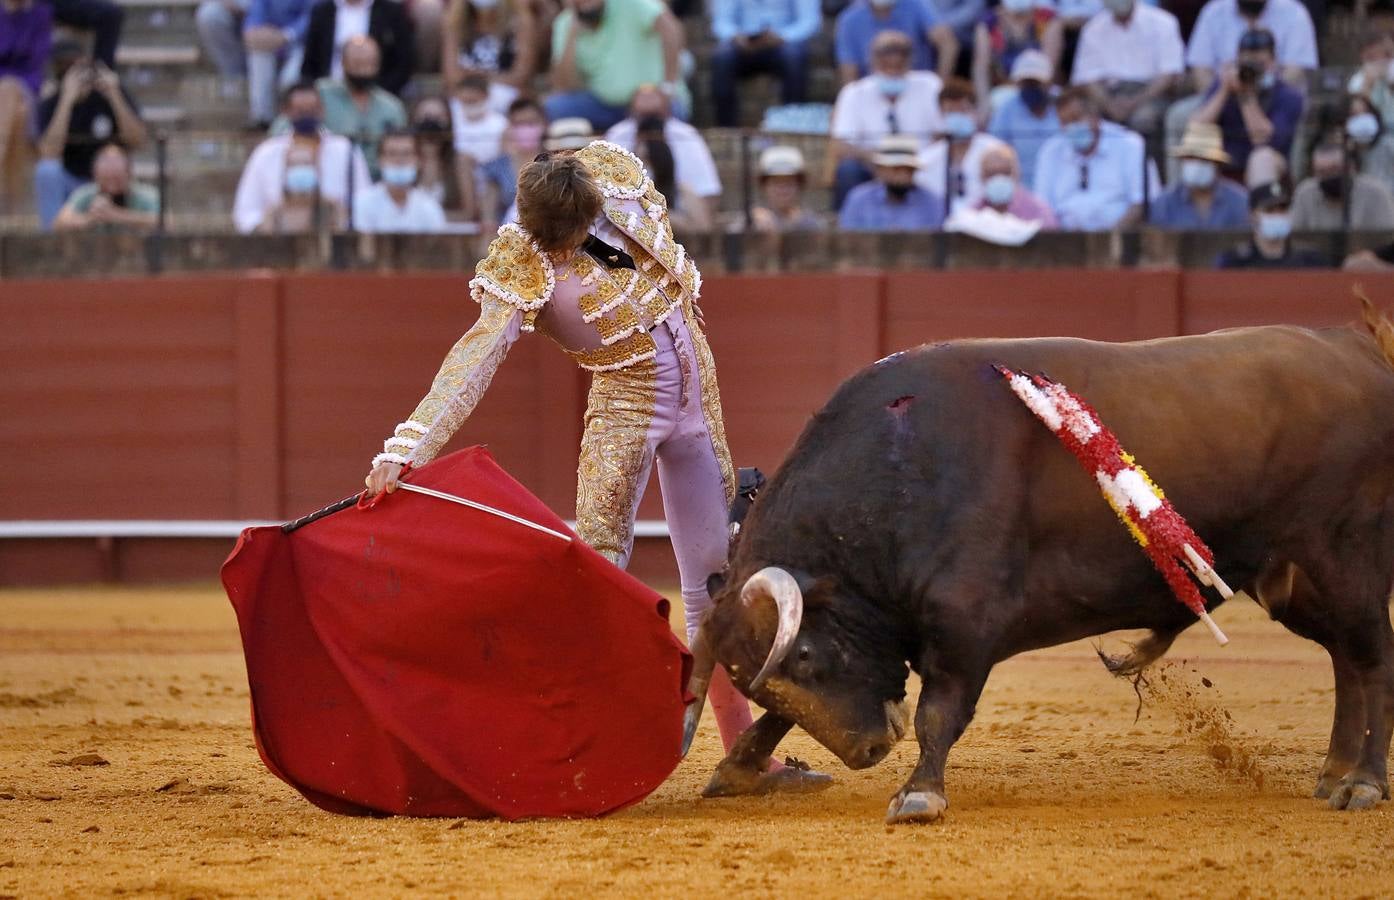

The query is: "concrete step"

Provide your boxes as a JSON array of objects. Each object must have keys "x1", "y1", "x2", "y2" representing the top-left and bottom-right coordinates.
[{"x1": 116, "y1": 45, "x2": 201, "y2": 67}]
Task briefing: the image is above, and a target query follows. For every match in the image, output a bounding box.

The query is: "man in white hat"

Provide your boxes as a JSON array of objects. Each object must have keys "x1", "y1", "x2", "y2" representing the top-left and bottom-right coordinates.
[
  {"x1": 1148, "y1": 121, "x2": 1249, "y2": 228},
  {"x1": 839, "y1": 134, "x2": 946, "y2": 230},
  {"x1": 749, "y1": 145, "x2": 824, "y2": 232},
  {"x1": 987, "y1": 49, "x2": 1061, "y2": 186},
  {"x1": 545, "y1": 117, "x2": 597, "y2": 152}
]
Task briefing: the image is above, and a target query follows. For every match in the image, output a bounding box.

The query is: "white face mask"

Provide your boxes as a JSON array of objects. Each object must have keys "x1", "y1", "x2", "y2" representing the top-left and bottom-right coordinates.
[
  {"x1": 983, "y1": 173, "x2": 1015, "y2": 206},
  {"x1": 1257, "y1": 211, "x2": 1291, "y2": 241},
  {"x1": 1348, "y1": 112, "x2": 1380, "y2": 145},
  {"x1": 1180, "y1": 158, "x2": 1217, "y2": 189}
]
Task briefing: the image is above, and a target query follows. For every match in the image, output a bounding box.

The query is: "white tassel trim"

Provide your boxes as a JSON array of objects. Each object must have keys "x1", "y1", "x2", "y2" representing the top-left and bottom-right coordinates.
[
  {"x1": 395, "y1": 421, "x2": 428, "y2": 436},
  {"x1": 469, "y1": 224, "x2": 555, "y2": 312},
  {"x1": 385, "y1": 435, "x2": 420, "y2": 451},
  {"x1": 372, "y1": 451, "x2": 411, "y2": 467},
  {"x1": 581, "y1": 271, "x2": 641, "y2": 323},
  {"x1": 592, "y1": 141, "x2": 653, "y2": 199},
  {"x1": 600, "y1": 324, "x2": 643, "y2": 346}
]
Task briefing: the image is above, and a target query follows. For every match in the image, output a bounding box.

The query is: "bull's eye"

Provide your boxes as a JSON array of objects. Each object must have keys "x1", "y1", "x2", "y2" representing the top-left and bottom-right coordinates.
[{"x1": 797, "y1": 646, "x2": 811, "y2": 662}]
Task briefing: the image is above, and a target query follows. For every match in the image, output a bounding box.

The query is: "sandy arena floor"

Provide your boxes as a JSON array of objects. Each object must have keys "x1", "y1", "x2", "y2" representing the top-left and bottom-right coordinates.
[{"x1": 1, "y1": 584, "x2": 1392, "y2": 899}]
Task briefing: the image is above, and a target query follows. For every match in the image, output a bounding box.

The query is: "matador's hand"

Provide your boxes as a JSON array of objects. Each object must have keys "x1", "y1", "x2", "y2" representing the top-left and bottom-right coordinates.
[{"x1": 365, "y1": 462, "x2": 404, "y2": 496}]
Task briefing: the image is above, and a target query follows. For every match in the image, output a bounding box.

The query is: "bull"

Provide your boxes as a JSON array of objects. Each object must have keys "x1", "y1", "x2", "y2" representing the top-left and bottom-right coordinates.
[{"x1": 684, "y1": 304, "x2": 1394, "y2": 824}]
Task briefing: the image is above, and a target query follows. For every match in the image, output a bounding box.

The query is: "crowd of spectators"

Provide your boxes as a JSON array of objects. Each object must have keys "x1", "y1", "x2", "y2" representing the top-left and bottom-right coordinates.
[{"x1": 3, "y1": 0, "x2": 1394, "y2": 267}]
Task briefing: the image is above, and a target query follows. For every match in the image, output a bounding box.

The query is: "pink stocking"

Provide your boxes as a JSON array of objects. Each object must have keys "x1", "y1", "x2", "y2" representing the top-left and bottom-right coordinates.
[{"x1": 707, "y1": 665, "x2": 784, "y2": 771}]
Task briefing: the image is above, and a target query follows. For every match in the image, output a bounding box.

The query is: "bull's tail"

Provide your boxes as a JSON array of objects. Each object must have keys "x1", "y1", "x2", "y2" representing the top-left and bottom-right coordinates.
[{"x1": 1358, "y1": 288, "x2": 1394, "y2": 371}]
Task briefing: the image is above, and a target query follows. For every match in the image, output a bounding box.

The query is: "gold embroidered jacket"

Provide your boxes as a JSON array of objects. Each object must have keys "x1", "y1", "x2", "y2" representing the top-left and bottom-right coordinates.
[{"x1": 374, "y1": 141, "x2": 708, "y2": 468}]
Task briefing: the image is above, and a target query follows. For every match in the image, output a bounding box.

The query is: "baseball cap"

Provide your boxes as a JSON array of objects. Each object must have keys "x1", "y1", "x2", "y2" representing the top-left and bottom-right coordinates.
[
  {"x1": 1010, "y1": 49, "x2": 1053, "y2": 83},
  {"x1": 1248, "y1": 180, "x2": 1289, "y2": 211}
]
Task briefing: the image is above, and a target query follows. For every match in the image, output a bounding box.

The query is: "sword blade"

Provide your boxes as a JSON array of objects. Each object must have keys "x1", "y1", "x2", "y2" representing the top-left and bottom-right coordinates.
[{"x1": 395, "y1": 482, "x2": 574, "y2": 543}]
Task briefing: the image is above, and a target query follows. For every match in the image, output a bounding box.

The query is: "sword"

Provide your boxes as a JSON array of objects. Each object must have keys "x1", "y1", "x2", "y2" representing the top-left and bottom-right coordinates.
[{"x1": 281, "y1": 484, "x2": 573, "y2": 544}]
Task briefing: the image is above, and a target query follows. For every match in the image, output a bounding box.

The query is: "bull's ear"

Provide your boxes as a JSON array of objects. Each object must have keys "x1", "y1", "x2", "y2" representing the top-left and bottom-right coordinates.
[{"x1": 706, "y1": 571, "x2": 726, "y2": 600}]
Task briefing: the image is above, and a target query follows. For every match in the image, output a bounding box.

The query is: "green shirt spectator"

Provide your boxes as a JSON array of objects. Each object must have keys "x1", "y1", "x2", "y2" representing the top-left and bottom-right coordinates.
[{"x1": 53, "y1": 144, "x2": 160, "y2": 232}]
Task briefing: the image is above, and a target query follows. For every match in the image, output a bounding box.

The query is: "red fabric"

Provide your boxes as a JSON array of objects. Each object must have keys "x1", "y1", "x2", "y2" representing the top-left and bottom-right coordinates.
[{"x1": 221, "y1": 446, "x2": 691, "y2": 820}]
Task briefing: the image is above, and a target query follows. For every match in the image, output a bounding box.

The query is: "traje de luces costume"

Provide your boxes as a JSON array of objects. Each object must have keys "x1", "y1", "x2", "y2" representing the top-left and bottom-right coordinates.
[{"x1": 372, "y1": 141, "x2": 754, "y2": 752}]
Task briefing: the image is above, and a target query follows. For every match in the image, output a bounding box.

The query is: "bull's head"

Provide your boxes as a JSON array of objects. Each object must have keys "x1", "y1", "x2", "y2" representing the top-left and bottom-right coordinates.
[{"x1": 684, "y1": 567, "x2": 910, "y2": 769}]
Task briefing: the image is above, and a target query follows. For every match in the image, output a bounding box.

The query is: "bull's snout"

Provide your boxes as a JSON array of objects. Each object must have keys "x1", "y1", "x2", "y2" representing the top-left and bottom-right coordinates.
[{"x1": 849, "y1": 739, "x2": 892, "y2": 770}]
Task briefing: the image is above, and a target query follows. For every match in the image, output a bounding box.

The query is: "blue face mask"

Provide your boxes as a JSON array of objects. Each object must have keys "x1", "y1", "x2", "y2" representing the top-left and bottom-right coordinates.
[
  {"x1": 1348, "y1": 113, "x2": 1380, "y2": 145},
  {"x1": 943, "y1": 111, "x2": 976, "y2": 140},
  {"x1": 1065, "y1": 121, "x2": 1095, "y2": 153},
  {"x1": 284, "y1": 164, "x2": 319, "y2": 194},
  {"x1": 878, "y1": 76, "x2": 907, "y2": 98},
  {"x1": 983, "y1": 173, "x2": 1015, "y2": 206},
  {"x1": 381, "y1": 164, "x2": 418, "y2": 187},
  {"x1": 1257, "y1": 212, "x2": 1291, "y2": 241}
]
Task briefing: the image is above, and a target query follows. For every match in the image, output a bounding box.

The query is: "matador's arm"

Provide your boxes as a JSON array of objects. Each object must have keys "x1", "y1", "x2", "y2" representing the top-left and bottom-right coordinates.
[{"x1": 371, "y1": 295, "x2": 523, "y2": 468}]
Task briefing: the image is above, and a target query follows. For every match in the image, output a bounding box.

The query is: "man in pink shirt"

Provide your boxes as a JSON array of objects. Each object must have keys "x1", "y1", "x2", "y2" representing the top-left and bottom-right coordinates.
[{"x1": 973, "y1": 144, "x2": 1057, "y2": 226}]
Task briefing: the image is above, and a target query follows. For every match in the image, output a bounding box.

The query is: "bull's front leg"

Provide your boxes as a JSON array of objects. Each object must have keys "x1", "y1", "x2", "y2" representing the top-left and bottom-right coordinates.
[
  {"x1": 702, "y1": 712, "x2": 832, "y2": 797},
  {"x1": 886, "y1": 661, "x2": 990, "y2": 825}
]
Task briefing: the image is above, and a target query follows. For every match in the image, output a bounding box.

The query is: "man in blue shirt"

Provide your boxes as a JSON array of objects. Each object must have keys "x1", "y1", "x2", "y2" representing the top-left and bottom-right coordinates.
[
  {"x1": 1189, "y1": 28, "x2": 1304, "y2": 182},
  {"x1": 1149, "y1": 121, "x2": 1249, "y2": 228},
  {"x1": 839, "y1": 134, "x2": 947, "y2": 229},
  {"x1": 835, "y1": 0, "x2": 958, "y2": 84},
  {"x1": 710, "y1": 0, "x2": 822, "y2": 126},
  {"x1": 988, "y1": 49, "x2": 1060, "y2": 186}
]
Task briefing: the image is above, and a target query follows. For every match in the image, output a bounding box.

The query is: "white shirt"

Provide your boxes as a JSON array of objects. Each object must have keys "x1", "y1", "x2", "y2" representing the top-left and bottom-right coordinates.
[
  {"x1": 449, "y1": 99, "x2": 508, "y2": 162},
  {"x1": 352, "y1": 183, "x2": 449, "y2": 232},
  {"x1": 232, "y1": 132, "x2": 372, "y2": 233},
  {"x1": 1185, "y1": 0, "x2": 1318, "y2": 72},
  {"x1": 1072, "y1": 6, "x2": 1186, "y2": 84},
  {"x1": 831, "y1": 71, "x2": 944, "y2": 150},
  {"x1": 1032, "y1": 120, "x2": 1160, "y2": 231},
  {"x1": 330, "y1": 0, "x2": 374, "y2": 80},
  {"x1": 915, "y1": 132, "x2": 1009, "y2": 214},
  {"x1": 603, "y1": 118, "x2": 723, "y2": 198}
]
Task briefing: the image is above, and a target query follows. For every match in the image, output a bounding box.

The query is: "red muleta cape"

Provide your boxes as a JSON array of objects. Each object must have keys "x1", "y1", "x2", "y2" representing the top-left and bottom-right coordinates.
[{"x1": 220, "y1": 446, "x2": 692, "y2": 820}]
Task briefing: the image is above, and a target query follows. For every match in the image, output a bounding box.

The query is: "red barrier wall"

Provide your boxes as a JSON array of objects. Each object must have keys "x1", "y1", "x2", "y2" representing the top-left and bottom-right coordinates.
[{"x1": 3, "y1": 269, "x2": 1392, "y2": 584}]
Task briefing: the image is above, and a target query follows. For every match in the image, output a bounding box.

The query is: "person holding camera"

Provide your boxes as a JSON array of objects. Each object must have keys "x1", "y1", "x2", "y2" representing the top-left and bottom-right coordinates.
[
  {"x1": 51, "y1": 142, "x2": 158, "y2": 232},
  {"x1": 1189, "y1": 28, "x2": 1302, "y2": 185},
  {"x1": 34, "y1": 40, "x2": 148, "y2": 230},
  {"x1": 708, "y1": 0, "x2": 820, "y2": 127}
]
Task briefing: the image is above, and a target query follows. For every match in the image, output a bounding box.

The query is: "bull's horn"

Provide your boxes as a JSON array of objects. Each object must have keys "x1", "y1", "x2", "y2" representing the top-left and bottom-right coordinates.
[
  {"x1": 742, "y1": 566, "x2": 804, "y2": 692},
  {"x1": 681, "y1": 625, "x2": 715, "y2": 758}
]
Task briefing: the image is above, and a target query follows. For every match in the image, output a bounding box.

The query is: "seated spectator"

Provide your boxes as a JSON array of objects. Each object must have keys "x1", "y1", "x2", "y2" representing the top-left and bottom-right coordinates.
[
  {"x1": 410, "y1": 95, "x2": 466, "y2": 211},
  {"x1": 830, "y1": 30, "x2": 944, "y2": 208},
  {"x1": 839, "y1": 134, "x2": 947, "y2": 230},
  {"x1": 450, "y1": 71, "x2": 507, "y2": 216},
  {"x1": 1189, "y1": 28, "x2": 1301, "y2": 184},
  {"x1": 197, "y1": 0, "x2": 250, "y2": 100},
  {"x1": 49, "y1": 0, "x2": 122, "y2": 69},
  {"x1": 835, "y1": 0, "x2": 956, "y2": 84},
  {"x1": 242, "y1": 0, "x2": 314, "y2": 129},
  {"x1": 547, "y1": 0, "x2": 686, "y2": 132},
  {"x1": 233, "y1": 81, "x2": 371, "y2": 233},
  {"x1": 973, "y1": 143, "x2": 1056, "y2": 226},
  {"x1": 477, "y1": 96, "x2": 546, "y2": 227},
  {"x1": 34, "y1": 43, "x2": 147, "y2": 230},
  {"x1": 605, "y1": 84, "x2": 720, "y2": 223},
  {"x1": 1348, "y1": 28, "x2": 1394, "y2": 128},
  {"x1": 635, "y1": 130, "x2": 711, "y2": 231},
  {"x1": 988, "y1": 49, "x2": 1060, "y2": 186},
  {"x1": 353, "y1": 129, "x2": 449, "y2": 231},
  {"x1": 1148, "y1": 121, "x2": 1248, "y2": 228},
  {"x1": 749, "y1": 144, "x2": 824, "y2": 232},
  {"x1": 1184, "y1": 0, "x2": 1315, "y2": 92},
  {"x1": 442, "y1": 0, "x2": 554, "y2": 106},
  {"x1": 301, "y1": 0, "x2": 415, "y2": 96},
  {"x1": 1342, "y1": 95, "x2": 1394, "y2": 190},
  {"x1": 1216, "y1": 180, "x2": 1328, "y2": 268},
  {"x1": 0, "y1": 0, "x2": 51, "y2": 213},
  {"x1": 1056, "y1": 0, "x2": 1100, "y2": 81},
  {"x1": 51, "y1": 143, "x2": 158, "y2": 231},
  {"x1": 710, "y1": 0, "x2": 820, "y2": 127},
  {"x1": 971, "y1": 0, "x2": 1061, "y2": 112},
  {"x1": 917, "y1": 77, "x2": 1008, "y2": 215},
  {"x1": 1071, "y1": 0, "x2": 1184, "y2": 137},
  {"x1": 255, "y1": 138, "x2": 349, "y2": 231},
  {"x1": 1034, "y1": 87, "x2": 1158, "y2": 230},
  {"x1": 274, "y1": 36, "x2": 407, "y2": 174},
  {"x1": 1290, "y1": 140, "x2": 1394, "y2": 232}
]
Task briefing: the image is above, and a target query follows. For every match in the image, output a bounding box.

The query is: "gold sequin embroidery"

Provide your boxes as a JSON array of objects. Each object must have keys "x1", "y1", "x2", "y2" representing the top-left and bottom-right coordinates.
[{"x1": 575, "y1": 360, "x2": 659, "y2": 562}]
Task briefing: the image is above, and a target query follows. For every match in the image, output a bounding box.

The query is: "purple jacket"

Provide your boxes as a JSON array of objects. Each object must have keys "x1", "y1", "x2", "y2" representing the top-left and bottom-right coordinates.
[{"x1": 0, "y1": 1, "x2": 52, "y2": 97}]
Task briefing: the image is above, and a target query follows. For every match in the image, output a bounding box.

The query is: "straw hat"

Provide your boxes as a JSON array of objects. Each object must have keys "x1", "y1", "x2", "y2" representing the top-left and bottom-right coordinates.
[
  {"x1": 871, "y1": 134, "x2": 923, "y2": 169},
  {"x1": 759, "y1": 145, "x2": 806, "y2": 177},
  {"x1": 544, "y1": 117, "x2": 595, "y2": 152},
  {"x1": 1170, "y1": 122, "x2": 1231, "y2": 165}
]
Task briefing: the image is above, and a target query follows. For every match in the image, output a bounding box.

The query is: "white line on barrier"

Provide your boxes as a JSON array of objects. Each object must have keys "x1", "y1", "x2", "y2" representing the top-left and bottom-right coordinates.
[{"x1": 0, "y1": 520, "x2": 673, "y2": 539}]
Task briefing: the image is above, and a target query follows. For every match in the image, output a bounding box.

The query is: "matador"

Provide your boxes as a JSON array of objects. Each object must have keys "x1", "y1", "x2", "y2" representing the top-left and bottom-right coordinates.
[{"x1": 364, "y1": 142, "x2": 825, "y2": 790}]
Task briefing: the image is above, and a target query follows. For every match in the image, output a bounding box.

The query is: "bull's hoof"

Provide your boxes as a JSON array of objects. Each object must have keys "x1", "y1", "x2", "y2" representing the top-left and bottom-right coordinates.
[
  {"x1": 885, "y1": 790, "x2": 947, "y2": 825},
  {"x1": 1327, "y1": 779, "x2": 1386, "y2": 811},
  {"x1": 702, "y1": 762, "x2": 834, "y2": 798},
  {"x1": 1313, "y1": 774, "x2": 1341, "y2": 800}
]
